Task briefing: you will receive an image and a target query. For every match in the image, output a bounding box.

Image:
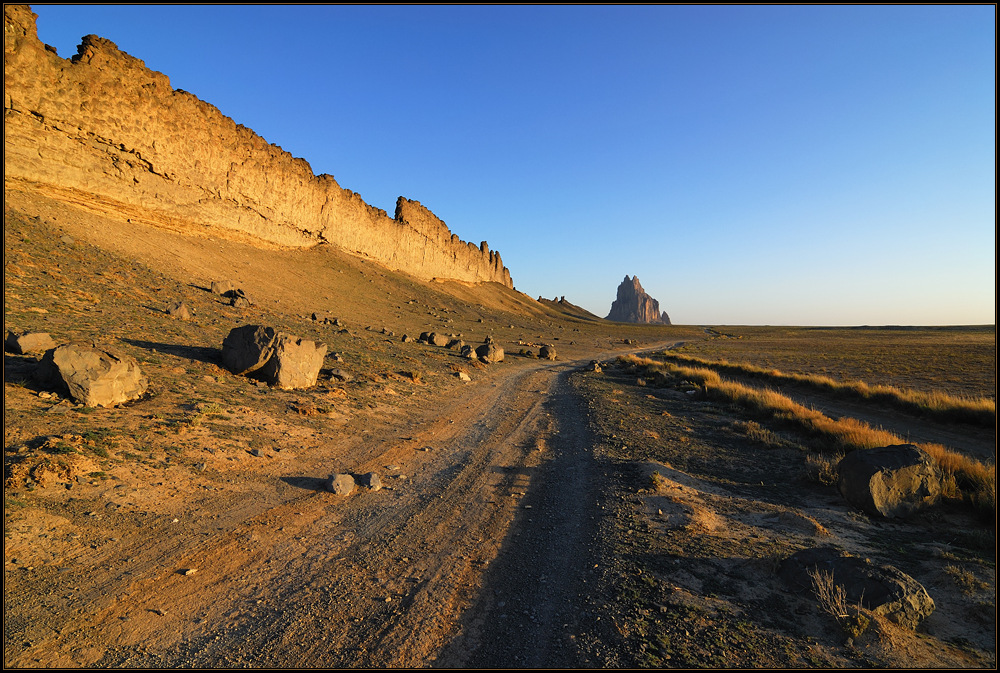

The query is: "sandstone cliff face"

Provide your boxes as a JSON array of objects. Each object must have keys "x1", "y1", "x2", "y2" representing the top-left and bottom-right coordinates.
[
  {"x1": 3, "y1": 5, "x2": 512, "y2": 287},
  {"x1": 606, "y1": 275, "x2": 671, "y2": 325}
]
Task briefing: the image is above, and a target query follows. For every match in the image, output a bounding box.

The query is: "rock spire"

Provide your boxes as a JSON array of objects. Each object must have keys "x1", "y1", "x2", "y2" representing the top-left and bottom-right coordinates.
[{"x1": 605, "y1": 275, "x2": 671, "y2": 325}]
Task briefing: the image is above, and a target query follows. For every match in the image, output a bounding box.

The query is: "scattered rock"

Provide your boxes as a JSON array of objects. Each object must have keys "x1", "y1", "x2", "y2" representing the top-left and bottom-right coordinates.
[
  {"x1": 36, "y1": 343, "x2": 148, "y2": 407},
  {"x1": 328, "y1": 473, "x2": 356, "y2": 496},
  {"x1": 181, "y1": 568, "x2": 198, "y2": 576},
  {"x1": 210, "y1": 279, "x2": 238, "y2": 296},
  {"x1": 230, "y1": 289, "x2": 254, "y2": 308},
  {"x1": 328, "y1": 368, "x2": 353, "y2": 382},
  {"x1": 455, "y1": 371, "x2": 471, "y2": 382},
  {"x1": 165, "y1": 301, "x2": 191, "y2": 320},
  {"x1": 837, "y1": 444, "x2": 943, "y2": 519},
  {"x1": 446, "y1": 339, "x2": 464, "y2": 350},
  {"x1": 357, "y1": 472, "x2": 382, "y2": 491},
  {"x1": 538, "y1": 345, "x2": 557, "y2": 361},
  {"x1": 476, "y1": 343, "x2": 504, "y2": 364},
  {"x1": 401, "y1": 334, "x2": 413, "y2": 343},
  {"x1": 427, "y1": 332, "x2": 449, "y2": 347},
  {"x1": 5, "y1": 330, "x2": 56, "y2": 354},
  {"x1": 587, "y1": 360, "x2": 603, "y2": 373},
  {"x1": 460, "y1": 345, "x2": 476, "y2": 359},
  {"x1": 778, "y1": 546, "x2": 935, "y2": 629}
]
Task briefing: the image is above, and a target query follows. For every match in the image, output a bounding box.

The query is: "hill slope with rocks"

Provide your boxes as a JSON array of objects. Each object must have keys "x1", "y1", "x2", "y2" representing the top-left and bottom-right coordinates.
[
  {"x1": 3, "y1": 4, "x2": 511, "y2": 287},
  {"x1": 606, "y1": 275, "x2": 671, "y2": 325}
]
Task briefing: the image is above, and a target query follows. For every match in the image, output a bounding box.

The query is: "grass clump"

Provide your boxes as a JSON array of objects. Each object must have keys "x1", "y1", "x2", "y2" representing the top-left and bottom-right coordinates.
[
  {"x1": 657, "y1": 352, "x2": 995, "y2": 428},
  {"x1": 619, "y1": 353, "x2": 997, "y2": 519}
]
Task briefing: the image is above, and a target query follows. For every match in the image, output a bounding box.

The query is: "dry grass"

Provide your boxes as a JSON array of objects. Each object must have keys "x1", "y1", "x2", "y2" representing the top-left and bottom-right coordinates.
[
  {"x1": 658, "y1": 352, "x2": 995, "y2": 428},
  {"x1": 620, "y1": 354, "x2": 997, "y2": 518}
]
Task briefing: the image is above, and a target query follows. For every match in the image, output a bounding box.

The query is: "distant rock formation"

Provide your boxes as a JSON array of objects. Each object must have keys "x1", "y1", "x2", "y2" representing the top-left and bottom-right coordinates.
[
  {"x1": 606, "y1": 275, "x2": 671, "y2": 325},
  {"x1": 2, "y1": 4, "x2": 512, "y2": 288}
]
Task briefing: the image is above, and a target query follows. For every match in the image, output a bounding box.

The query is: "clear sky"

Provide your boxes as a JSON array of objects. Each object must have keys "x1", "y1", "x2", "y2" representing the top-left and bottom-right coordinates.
[{"x1": 30, "y1": 4, "x2": 996, "y2": 326}]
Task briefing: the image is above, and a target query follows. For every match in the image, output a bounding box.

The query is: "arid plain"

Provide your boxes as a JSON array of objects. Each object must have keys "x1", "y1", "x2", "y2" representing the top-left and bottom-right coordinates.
[
  {"x1": 4, "y1": 3, "x2": 996, "y2": 668},
  {"x1": 4, "y1": 192, "x2": 995, "y2": 668}
]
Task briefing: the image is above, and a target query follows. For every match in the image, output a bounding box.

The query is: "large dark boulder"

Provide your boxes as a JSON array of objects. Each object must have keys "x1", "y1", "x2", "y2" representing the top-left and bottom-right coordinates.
[
  {"x1": 222, "y1": 325, "x2": 326, "y2": 389},
  {"x1": 222, "y1": 325, "x2": 277, "y2": 376},
  {"x1": 838, "y1": 445, "x2": 942, "y2": 519},
  {"x1": 778, "y1": 546, "x2": 935, "y2": 629},
  {"x1": 36, "y1": 343, "x2": 148, "y2": 407}
]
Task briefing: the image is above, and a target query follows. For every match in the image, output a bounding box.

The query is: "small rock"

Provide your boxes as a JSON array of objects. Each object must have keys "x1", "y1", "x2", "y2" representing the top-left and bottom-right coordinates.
[
  {"x1": 357, "y1": 472, "x2": 382, "y2": 491},
  {"x1": 182, "y1": 568, "x2": 198, "y2": 576},
  {"x1": 166, "y1": 301, "x2": 191, "y2": 320},
  {"x1": 328, "y1": 473, "x2": 356, "y2": 496},
  {"x1": 455, "y1": 371, "x2": 471, "y2": 382}
]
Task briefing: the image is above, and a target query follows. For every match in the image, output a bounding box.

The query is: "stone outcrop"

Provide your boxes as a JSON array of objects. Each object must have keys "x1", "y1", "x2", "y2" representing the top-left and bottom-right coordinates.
[
  {"x1": 779, "y1": 546, "x2": 935, "y2": 629},
  {"x1": 3, "y1": 5, "x2": 512, "y2": 288},
  {"x1": 36, "y1": 343, "x2": 148, "y2": 407},
  {"x1": 606, "y1": 275, "x2": 670, "y2": 324},
  {"x1": 837, "y1": 445, "x2": 943, "y2": 519}
]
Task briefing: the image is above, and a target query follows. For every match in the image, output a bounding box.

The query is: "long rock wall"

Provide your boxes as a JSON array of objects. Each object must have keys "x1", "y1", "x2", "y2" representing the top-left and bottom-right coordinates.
[{"x1": 3, "y1": 5, "x2": 512, "y2": 287}]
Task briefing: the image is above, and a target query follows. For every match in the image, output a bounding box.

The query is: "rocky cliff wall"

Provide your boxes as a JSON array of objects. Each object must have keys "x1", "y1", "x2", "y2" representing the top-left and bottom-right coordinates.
[{"x1": 3, "y1": 5, "x2": 512, "y2": 287}]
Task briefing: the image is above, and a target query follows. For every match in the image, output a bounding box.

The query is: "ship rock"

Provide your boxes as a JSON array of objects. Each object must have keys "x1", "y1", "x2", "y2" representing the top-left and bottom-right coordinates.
[{"x1": 606, "y1": 275, "x2": 671, "y2": 325}]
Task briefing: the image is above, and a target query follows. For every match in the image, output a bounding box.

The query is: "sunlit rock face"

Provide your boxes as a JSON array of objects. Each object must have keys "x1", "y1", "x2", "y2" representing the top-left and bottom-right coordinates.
[{"x1": 606, "y1": 275, "x2": 671, "y2": 325}]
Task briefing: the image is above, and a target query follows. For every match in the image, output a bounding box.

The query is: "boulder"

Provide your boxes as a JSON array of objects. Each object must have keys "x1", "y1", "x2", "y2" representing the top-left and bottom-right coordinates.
[
  {"x1": 211, "y1": 279, "x2": 238, "y2": 296},
  {"x1": 230, "y1": 289, "x2": 253, "y2": 308},
  {"x1": 587, "y1": 360, "x2": 603, "y2": 373},
  {"x1": 428, "y1": 332, "x2": 449, "y2": 347},
  {"x1": 222, "y1": 325, "x2": 278, "y2": 376},
  {"x1": 5, "y1": 330, "x2": 56, "y2": 354},
  {"x1": 401, "y1": 334, "x2": 414, "y2": 343},
  {"x1": 539, "y1": 345, "x2": 557, "y2": 361},
  {"x1": 260, "y1": 334, "x2": 327, "y2": 390},
  {"x1": 460, "y1": 345, "x2": 476, "y2": 359},
  {"x1": 446, "y1": 339, "x2": 464, "y2": 350},
  {"x1": 166, "y1": 301, "x2": 191, "y2": 320},
  {"x1": 36, "y1": 343, "x2": 148, "y2": 407},
  {"x1": 778, "y1": 546, "x2": 935, "y2": 629},
  {"x1": 328, "y1": 473, "x2": 355, "y2": 495},
  {"x1": 222, "y1": 325, "x2": 326, "y2": 389},
  {"x1": 838, "y1": 445, "x2": 942, "y2": 519},
  {"x1": 476, "y1": 343, "x2": 504, "y2": 364}
]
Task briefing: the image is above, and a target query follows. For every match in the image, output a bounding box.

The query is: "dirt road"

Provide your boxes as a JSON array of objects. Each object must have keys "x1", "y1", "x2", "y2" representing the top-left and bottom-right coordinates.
[{"x1": 5, "y1": 348, "x2": 653, "y2": 668}]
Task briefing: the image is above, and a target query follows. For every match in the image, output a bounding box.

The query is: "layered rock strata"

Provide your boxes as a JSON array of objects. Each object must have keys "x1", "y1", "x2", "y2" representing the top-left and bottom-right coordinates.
[
  {"x1": 606, "y1": 275, "x2": 671, "y2": 324},
  {"x1": 3, "y1": 5, "x2": 512, "y2": 287}
]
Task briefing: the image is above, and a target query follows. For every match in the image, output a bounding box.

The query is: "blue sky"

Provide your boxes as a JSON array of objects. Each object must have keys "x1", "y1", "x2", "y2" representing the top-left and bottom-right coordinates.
[{"x1": 30, "y1": 4, "x2": 995, "y2": 325}]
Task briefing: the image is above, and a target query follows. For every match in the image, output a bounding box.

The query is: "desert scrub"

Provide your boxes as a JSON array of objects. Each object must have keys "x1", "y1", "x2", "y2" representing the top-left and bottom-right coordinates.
[
  {"x1": 656, "y1": 352, "x2": 995, "y2": 428},
  {"x1": 625, "y1": 353, "x2": 996, "y2": 518},
  {"x1": 809, "y1": 568, "x2": 871, "y2": 639},
  {"x1": 732, "y1": 420, "x2": 783, "y2": 447},
  {"x1": 943, "y1": 565, "x2": 991, "y2": 596}
]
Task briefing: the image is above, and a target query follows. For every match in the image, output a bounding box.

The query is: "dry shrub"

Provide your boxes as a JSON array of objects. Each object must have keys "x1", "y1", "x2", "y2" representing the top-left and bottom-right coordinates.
[
  {"x1": 806, "y1": 452, "x2": 842, "y2": 486},
  {"x1": 639, "y1": 353, "x2": 997, "y2": 517},
  {"x1": 809, "y1": 568, "x2": 871, "y2": 639},
  {"x1": 658, "y1": 352, "x2": 995, "y2": 428}
]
